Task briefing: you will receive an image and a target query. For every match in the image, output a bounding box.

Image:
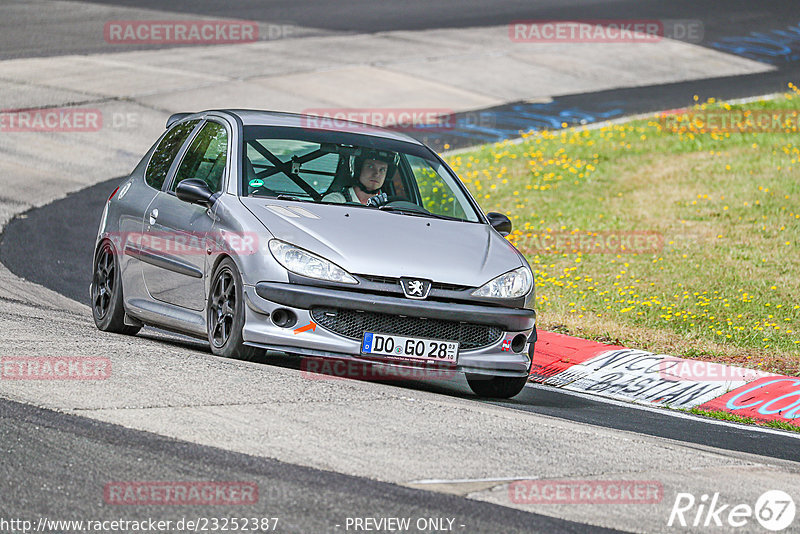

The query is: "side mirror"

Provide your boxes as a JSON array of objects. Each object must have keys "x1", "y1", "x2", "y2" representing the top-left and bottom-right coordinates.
[
  {"x1": 486, "y1": 212, "x2": 512, "y2": 236},
  {"x1": 176, "y1": 179, "x2": 214, "y2": 207}
]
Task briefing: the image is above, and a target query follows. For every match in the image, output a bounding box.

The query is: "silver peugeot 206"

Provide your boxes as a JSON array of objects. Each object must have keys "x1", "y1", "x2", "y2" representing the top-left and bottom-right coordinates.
[{"x1": 91, "y1": 110, "x2": 537, "y2": 398}]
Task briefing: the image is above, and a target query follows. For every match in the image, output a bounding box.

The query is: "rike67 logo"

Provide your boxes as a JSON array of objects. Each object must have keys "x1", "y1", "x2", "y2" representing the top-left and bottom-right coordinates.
[{"x1": 668, "y1": 490, "x2": 795, "y2": 531}]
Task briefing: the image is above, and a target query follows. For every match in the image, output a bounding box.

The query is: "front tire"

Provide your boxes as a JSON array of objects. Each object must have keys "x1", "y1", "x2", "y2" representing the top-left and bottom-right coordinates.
[
  {"x1": 207, "y1": 258, "x2": 261, "y2": 361},
  {"x1": 466, "y1": 374, "x2": 528, "y2": 399},
  {"x1": 91, "y1": 241, "x2": 141, "y2": 335}
]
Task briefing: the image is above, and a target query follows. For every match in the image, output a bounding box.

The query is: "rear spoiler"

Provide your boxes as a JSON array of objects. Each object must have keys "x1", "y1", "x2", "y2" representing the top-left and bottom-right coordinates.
[{"x1": 166, "y1": 112, "x2": 193, "y2": 129}]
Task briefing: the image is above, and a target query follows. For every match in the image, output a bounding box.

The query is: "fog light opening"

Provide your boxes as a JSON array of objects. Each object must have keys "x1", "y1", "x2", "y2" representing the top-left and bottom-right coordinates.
[
  {"x1": 272, "y1": 308, "x2": 297, "y2": 328},
  {"x1": 511, "y1": 334, "x2": 527, "y2": 353}
]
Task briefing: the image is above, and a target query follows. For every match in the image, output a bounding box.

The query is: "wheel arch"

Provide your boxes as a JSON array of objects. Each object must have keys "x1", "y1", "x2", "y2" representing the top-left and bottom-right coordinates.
[
  {"x1": 93, "y1": 236, "x2": 118, "y2": 263},
  {"x1": 207, "y1": 253, "x2": 242, "y2": 295},
  {"x1": 209, "y1": 252, "x2": 237, "y2": 276}
]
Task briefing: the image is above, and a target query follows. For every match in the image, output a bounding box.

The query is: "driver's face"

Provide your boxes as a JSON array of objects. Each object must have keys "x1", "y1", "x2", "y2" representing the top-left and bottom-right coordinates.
[{"x1": 359, "y1": 159, "x2": 388, "y2": 190}]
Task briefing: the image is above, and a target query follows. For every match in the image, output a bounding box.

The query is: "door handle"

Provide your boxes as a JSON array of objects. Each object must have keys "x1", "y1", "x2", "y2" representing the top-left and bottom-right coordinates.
[{"x1": 148, "y1": 208, "x2": 159, "y2": 225}]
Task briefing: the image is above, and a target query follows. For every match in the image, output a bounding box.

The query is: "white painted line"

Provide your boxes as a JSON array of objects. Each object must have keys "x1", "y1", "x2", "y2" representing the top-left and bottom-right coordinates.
[
  {"x1": 526, "y1": 383, "x2": 800, "y2": 439},
  {"x1": 541, "y1": 349, "x2": 773, "y2": 409}
]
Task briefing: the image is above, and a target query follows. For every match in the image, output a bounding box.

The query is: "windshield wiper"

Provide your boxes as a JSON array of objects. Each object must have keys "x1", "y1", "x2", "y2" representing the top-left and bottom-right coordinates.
[{"x1": 377, "y1": 205, "x2": 459, "y2": 221}]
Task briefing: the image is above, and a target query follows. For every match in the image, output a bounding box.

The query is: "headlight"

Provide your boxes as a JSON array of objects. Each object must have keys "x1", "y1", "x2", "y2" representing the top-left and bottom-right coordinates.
[
  {"x1": 268, "y1": 240, "x2": 357, "y2": 284},
  {"x1": 472, "y1": 266, "x2": 532, "y2": 299}
]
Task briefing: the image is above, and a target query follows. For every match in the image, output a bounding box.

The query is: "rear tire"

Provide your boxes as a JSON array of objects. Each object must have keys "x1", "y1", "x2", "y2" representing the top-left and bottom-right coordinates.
[
  {"x1": 91, "y1": 241, "x2": 141, "y2": 335},
  {"x1": 466, "y1": 374, "x2": 528, "y2": 399},
  {"x1": 207, "y1": 258, "x2": 262, "y2": 361}
]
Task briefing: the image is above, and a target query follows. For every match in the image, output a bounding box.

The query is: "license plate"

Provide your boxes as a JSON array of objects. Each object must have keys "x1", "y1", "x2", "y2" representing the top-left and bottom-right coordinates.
[{"x1": 361, "y1": 332, "x2": 458, "y2": 363}]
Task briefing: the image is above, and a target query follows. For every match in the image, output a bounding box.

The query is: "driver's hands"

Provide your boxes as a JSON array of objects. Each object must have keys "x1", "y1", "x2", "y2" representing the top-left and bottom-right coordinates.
[{"x1": 366, "y1": 192, "x2": 389, "y2": 207}]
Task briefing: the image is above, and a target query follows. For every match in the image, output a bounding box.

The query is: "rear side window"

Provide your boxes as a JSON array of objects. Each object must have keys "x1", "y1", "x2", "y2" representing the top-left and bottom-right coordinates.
[
  {"x1": 172, "y1": 121, "x2": 229, "y2": 193},
  {"x1": 145, "y1": 120, "x2": 199, "y2": 190}
]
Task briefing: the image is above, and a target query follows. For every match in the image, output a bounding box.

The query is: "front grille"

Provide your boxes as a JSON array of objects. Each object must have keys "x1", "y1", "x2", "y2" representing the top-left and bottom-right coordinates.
[
  {"x1": 432, "y1": 281, "x2": 472, "y2": 292},
  {"x1": 359, "y1": 275, "x2": 397, "y2": 285},
  {"x1": 311, "y1": 307, "x2": 503, "y2": 350},
  {"x1": 358, "y1": 274, "x2": 472, "y2": 292}
]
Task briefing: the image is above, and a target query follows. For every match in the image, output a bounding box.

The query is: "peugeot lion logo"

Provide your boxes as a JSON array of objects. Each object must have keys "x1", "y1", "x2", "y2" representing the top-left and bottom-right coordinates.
[
  {"x1": 401, "y1": 278, "x2": 431, "y2": 299},
  {"x1": 408, "y1": 280, "x2": 424, "y2": 296}
]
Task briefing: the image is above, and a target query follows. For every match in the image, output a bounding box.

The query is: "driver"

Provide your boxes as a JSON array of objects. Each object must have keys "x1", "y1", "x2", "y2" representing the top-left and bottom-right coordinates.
[{"x1": 323, "y1": 149, "x2": 398, "y2": 206}]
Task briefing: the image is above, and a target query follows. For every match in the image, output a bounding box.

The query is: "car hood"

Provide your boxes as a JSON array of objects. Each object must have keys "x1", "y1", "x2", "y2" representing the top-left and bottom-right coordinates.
[{"x1": 240, "y1": 198, "x2": 526, "y2": 287}]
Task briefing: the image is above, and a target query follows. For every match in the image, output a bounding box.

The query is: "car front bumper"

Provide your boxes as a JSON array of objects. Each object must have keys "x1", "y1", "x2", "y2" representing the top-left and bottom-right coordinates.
[{"x1": 241, "y1": 282, "x2": 536, "y2": 377}]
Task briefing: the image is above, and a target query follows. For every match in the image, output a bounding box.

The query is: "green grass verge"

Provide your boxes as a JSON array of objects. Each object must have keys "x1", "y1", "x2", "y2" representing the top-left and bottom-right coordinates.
[
  {"x1": 444, "y1": 87, "x2": 800, "y2": 376},
  {"x1": 684, "y1": 407, "x2": 800, "y2": 433}
]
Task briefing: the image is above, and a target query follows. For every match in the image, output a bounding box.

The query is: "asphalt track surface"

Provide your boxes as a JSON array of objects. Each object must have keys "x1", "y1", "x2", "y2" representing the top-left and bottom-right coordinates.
[
  {"x1": 2, "y1": 177, "x2": 799, "y2": 465},
  {"x1": 4, "y1": 2, "x2": 800, "y2": 532},
  {"x1": 9, "y1": 0, "x2": 800, "y2": 55},
  {"x1": 0, "y1": 397, "x2": 620, "y2": 534},
  {"x1": 6, "y1": 1, "x2": 800, "y2": 152}
]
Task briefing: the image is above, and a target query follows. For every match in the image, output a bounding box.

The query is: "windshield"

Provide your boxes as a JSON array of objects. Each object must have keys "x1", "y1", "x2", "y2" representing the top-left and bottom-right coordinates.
[{"x1": 241, "y1": 127, "x2": 481, "y2": 222}]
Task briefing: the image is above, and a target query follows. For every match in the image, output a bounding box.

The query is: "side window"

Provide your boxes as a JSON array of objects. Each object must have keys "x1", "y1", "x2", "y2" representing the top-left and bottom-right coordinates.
[
  {"x1": 408, "y1": 155, "x2": 470, "y2": 220},
  {"x1": 172, "y1": 122, "x2": 229, "y2": 193},
  {"x1": 145, "y1": 120, "x2": 199, "y2": 190}
]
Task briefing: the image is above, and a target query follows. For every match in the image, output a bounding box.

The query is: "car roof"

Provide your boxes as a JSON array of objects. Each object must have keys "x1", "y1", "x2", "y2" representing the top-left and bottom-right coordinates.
[{"x1": 180, "y1": 109, "x2": 426, "y2": 146}]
